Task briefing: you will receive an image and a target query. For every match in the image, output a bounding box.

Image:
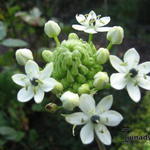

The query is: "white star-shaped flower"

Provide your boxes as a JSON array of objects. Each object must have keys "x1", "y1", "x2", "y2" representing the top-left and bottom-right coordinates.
[
  {"x1": 64, "y1": 94, "x2": 123, "y2": 145},
  {"x1": 72, "y1": 10, "x2": 111, "y2": 34},
  {"x1": 12, "y1": 60, "x2": 56, "y2": 103},
  {"x1": 110, "y1": 48, "x2": 150, "y2": 102}
]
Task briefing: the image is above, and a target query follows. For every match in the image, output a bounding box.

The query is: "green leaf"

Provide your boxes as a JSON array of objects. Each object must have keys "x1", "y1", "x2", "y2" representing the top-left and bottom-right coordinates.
[
  {"x1": 0, "y1": 139, "x2": 6, "y2": 146},
  {"x1": 0, "y1": 21, "x2": 7, "y2": 40},
  {"x1": 0, "y1": 126, "x2": 16, "y2": 136},
  {"x1": 32, "y1": 103, "x2": 43, "y2": 112},
  {"x1": 1, "y1": 38, "x2": 28, "y2": 47},
  {"x1": 0, "y1": 126, "x2": 25, "y2": 142}
]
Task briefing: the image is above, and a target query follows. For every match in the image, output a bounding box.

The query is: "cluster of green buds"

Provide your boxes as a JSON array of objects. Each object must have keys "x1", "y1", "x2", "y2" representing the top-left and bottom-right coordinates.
[{"x1": 42, "y1": 32, "x2": 110, "y2": 94}]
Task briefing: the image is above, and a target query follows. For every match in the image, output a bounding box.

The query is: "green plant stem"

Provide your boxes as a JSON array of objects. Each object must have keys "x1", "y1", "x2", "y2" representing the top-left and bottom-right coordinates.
[
  {"x1": 107, "y1": 42, "x2": 112, "y2": 50},
  {"x1": 53, "y1": 36, "x2": 60, "y2": 47},
  {"x1": 95, "y1": 136, "x2": 106, "y2": 150},
  {"x1": 88, "y1": 34, "x2": 93, "y2": 43}
]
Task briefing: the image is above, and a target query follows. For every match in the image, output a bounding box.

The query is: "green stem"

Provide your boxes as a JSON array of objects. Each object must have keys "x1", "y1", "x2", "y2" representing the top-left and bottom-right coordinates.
[
  {"x1": 88, "y1": 34, "x2": 93, "y2": 43},
  {"x1": 95, "y1": 136, "x2": 106, "y2": 150},
  {"x1": 107, "y1": 42, "x2": 112, "y2": 50},
  {"x1": 53, "y1": 36, "x2": 60, "y2": 47}
]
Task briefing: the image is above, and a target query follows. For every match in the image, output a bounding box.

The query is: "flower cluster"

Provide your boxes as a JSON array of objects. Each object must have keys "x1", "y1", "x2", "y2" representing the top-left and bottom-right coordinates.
[{"x1": 12, "y1": 10, "x2": 150, "y2": 148}]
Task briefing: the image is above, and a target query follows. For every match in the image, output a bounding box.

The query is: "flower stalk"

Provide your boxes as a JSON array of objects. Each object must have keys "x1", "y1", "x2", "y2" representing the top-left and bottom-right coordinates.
[
  {"x1": 88, "y1": 34, "x2": 93, "y2": 43},
  {"x1": 107, "y1": 42, "x2": 112, "y2": 50},
  {"x1": 54, "y1": 36, "x2": 60, "y2": 47}
]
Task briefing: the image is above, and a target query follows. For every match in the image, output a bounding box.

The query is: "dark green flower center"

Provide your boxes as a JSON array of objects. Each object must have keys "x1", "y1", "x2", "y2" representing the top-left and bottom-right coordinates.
[
  {"x1": 91, "y1": 115, "x2": 100, "y2": 124},
  {"x1": 89, "y1": 19, "x2": 96, "y2": 26},
  {"x1": 129, "y1": 68, "x2": 138, "y2": 78},
  {"x1": 30, "y1": 78, "x2": 38, "y2": 86}
]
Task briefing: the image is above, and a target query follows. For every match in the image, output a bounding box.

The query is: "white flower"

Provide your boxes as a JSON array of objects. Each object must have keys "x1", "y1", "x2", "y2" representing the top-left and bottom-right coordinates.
[
  {"x1": 60, "y1": 91, "x2": 80, "y2": 111},
  {"x1": 65, "y1": 94, "x2": 123, "y2": 145},
  {"x1": 12, "y1": 60, "x2": 56, "y2": 103},
  {"x1": 72, "y1": 10, "x2": 111, "y2": 34},
  {"x1": 110, "y1": 48, "x2": 150, "y2": 102}
]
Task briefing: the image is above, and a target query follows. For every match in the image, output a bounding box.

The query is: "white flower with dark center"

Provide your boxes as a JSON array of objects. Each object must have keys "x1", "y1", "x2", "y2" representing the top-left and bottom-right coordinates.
[
  {"x1": 65, "y1": 94, "x2": 123, "y2": 145},
  {"x1": 72, "y1": 10, "x2": 111, "y2": 34},
  {"x1": 110, "y1": 48, "x2": 150, "y2": 102},
  {"x1": 12, "y1": 60, "x2": 56, "y2": 103}
]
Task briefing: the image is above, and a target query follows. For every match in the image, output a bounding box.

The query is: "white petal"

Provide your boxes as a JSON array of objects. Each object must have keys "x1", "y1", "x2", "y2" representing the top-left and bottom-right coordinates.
[
  {"x1": 34, "y1": 88, "x2": 44, "y2": 103},
  {"x1": 79, "y1": 94, "x2": 96, "y2": 115},
  {"x1": 84, "y1": 28, "x2": 97, "y2": 34},
  {"x1": 72, "y1": 25, "x2": 86, "y2": 31},
  {"x1": 40, "y1": 78, "x2": 56, "y2": 92},
  {"x1": 95, "y1": 124, "x2": 111, "y2": 145},
  {"x1": 126, "y1": 82, "x2": 141, "y2": 102},
  {"x1": 100, "y1": 110, "x2": 123, "y2": 126},
  {"x1": 96, "y1": 95, "x2": 113, "y2": 114},
  {"x1": 138, "y1": 62, "x2": 150, "y2": 74},
  {"x1": 25, "y1": 60, "x2": 39, "y2": 79},
  {"x1": 17, "y1": 86, "x2": 34, "y2": 102},
  {"x1": 87, "y1": 10, "x2": 97, "y2": 21},
  {"x1": 138, "y1": 76, "x2": 150, "y2": 90},
  {"x1": 109, "y1": 55, "x2": 127, "y2": 73},
  {"x1": 76, "y1": 14, "x2": 86, "y2": 25},
  {"x1": 65, "y1": 112, "x2": 88, "y2": 125},
  {"x1": 96, "y1": 27, "x2": 111, "y2": 32},
  {"x1": 110, "y1": 73, "x2": 127, "y2": 90},
  {"x1": 97, "y1": 16, "x2": 110, "y2": 27},
  {"x1": 12, "y1": 74, "x2": 29, "y2": 86},
  {"x1": 40, "y1": 63, "x2": 53, "y2": 79},
  {"x1": 80, "y1": 122, "x2": 94, "y2": 144},
  {"x1": 123, "y1": 48, "x2": 140, "y2": 69}
]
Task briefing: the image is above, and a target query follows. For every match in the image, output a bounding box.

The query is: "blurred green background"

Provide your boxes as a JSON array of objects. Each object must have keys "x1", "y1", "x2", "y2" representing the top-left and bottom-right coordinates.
[{"x1": 0, "y1": 0, "x2": 150, "y2": 150}]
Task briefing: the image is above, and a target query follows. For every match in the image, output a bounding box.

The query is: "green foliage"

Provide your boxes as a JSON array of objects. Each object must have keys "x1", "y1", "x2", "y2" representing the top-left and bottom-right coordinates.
[
  {"x1": 110, "y1": 92, "x2": 150, "y2": 150},
  {"x1": 0, "y1": 21, "x2": 28, "y2": 48},
  {"x1": 0, "y1": 21, "x2": 7, "y2": 40},
  {"x1": 1, "y1": 38, "x2": 28, "y2": 47}
]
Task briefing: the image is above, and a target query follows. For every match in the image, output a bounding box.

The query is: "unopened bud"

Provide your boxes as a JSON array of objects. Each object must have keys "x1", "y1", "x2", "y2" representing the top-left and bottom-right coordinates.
[
  {"x1": 60, "y1": 91, "x2": 79, "y2": 111},
  {"x1": 96, "y1": 48, "x2": 109, "y2": 64},
  {"x1": 78, "y1": 84, "x2": 90, "y2": 94},
  {"x1": 52, "y1": 81, "x2": 63, "y2": 94},
  {"x1": 44, "y1": 20, "x2": 61, "y2": 38},
  {"x1": 107, "y1": 26, "x2": 124, "y2": 45},
  {"x1": 68, "y1": 33, "x2": 79, "y2": 40},
  {"x1": 93, "y1": 72, "x2": 109, "y2": 90},
  {"x1": 45, "y1": 103, "x2": 59, "y2": 113},
  {"x1": 42, "y1": 50, "x2": 53, "y2": 62},
  {"x1": 16, "y1": 48, "x2": 33, "y2": 65}
]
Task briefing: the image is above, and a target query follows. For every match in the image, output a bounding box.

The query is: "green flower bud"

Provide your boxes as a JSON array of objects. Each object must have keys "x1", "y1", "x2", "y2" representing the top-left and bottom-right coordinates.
[
  {"x1": 44, "y1": 20, "x2": 61, "y2": 38},
  {"x1": 107, "y1": 26, "x2": 124, "y2": 45},
  {"x1": 45, "y1": 103, "x2": 59, "y2": 113},
  {"x1": 96, "y1": 48, "x2": 109, "y2": 64},
  {"x1": 52, "y1": 81, "x2": 63, "y2": 94},
  {"x1": 71, "y1": 63, "x2": 79, "y2": 76},
  {"x1": 67, "y1": 70, "x2": 74, "y2": 83},
  {"x1": 77, "y1": 74, "x2": 86, "y2": 83},
  {"x1": 93, "y1": 72, "x2": 109, "y2": 90},
  {"x1": 16, "y1": 48, "x2": 33, "y2": 65},
  {"x1": 60, "y1": 91, "x2": 79, "y2": 111},
  {"x1": 78, "y1": 84, "x2": 90, "y2": 94},
  {"x1": 79, "y1": 64, "x2": 89, "y2": 75},
  {"x1": 73, "y1": 83, "x2": 80, "y2": 92},
  {"x1": 42, "y1": 50, "x2": 53, "y2": 62},
  {"x1": 68, "y1": 33, "x2": 79, "y2": 40}
]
